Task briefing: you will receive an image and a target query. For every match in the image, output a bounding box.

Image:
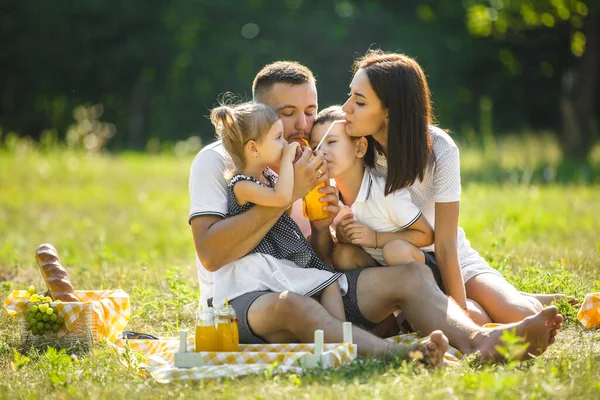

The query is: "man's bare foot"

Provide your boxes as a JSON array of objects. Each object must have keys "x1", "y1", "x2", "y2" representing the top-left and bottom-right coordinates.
[
  {"x1": 393, "y1": 330, "x2": 450, "y2": 367},
  {"x1": 472, "y1": 306, "x2": 562, "y2": 361},
  {"x1": 527, "y1": 293, "x2": 580, "y2": 307}
]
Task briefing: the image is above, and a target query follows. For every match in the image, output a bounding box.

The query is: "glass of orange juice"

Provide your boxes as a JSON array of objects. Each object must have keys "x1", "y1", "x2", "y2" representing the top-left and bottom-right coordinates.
[
  {"x1": 216, "y1": 307, "x2": 239, "y2": 352},
  {"x1": 303, "y1": 183, "x2": 329, "y2": 221},
  {"x1": 195, "y1": 307, "x2": 219, "y2": 352}
]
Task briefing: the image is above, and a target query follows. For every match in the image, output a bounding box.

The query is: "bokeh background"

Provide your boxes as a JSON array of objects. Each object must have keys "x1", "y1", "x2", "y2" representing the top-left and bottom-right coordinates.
[{"x1": 1, "y1": 0, "x2": 598, "y2": 180}]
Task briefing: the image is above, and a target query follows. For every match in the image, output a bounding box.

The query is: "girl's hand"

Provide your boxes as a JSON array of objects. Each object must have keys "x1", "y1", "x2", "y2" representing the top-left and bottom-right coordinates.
[
  {"x1": 282, "y1": 142, "x2": 300, "y2": 162},
  {"x1": 344, "y1": 221, "x2": 377, "y2": 248}
]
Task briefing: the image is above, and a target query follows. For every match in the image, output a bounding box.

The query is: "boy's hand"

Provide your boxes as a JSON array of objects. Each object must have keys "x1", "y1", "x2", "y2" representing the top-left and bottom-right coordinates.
[
  {"x1": 344, "y1": 221, "x2": 377, "y2": 248},
  {"x1": 310, "y1": 184, "x2": 340, "y2": 232},
  {"x1": 336, "y1": 213, "x2": 354, "y2": 244}
]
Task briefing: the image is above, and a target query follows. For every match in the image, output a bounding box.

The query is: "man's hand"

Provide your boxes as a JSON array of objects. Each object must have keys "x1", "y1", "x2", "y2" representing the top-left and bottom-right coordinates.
[
  {"x1": 292, "y1": 148, "x2": 327, "y2": 201},
  {"x1": 344, "y1": 221, "x2": 377, "y2": 248},
  {"x1": 310, "y1": 184, "x2": 340, "y2": 232}
]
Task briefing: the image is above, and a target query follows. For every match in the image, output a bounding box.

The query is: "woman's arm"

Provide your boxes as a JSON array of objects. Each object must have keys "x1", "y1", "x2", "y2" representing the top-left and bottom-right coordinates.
[{"x1": 434, "y1": 201, "x2": 466, "y2": 309}]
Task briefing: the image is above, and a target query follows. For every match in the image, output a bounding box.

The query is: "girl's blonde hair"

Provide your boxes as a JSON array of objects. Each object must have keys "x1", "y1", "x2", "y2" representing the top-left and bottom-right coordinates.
[{"x1": 210, "y1": 101, "x2": 280, "y2": 172}]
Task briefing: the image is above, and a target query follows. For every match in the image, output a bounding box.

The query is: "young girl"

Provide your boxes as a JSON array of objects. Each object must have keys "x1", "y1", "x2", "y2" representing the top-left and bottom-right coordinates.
[
  {"x1": 210, "y1": 101, "x2": 346, "y2": 321},
  {"x1": 310, "y1": 106, "x2": 445, "y2": 291}
]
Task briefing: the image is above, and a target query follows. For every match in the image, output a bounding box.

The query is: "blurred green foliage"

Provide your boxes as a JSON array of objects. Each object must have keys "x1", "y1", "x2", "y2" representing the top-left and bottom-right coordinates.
[{"x1": 0, "y1": 0, "x2": 598, "y2": 157}]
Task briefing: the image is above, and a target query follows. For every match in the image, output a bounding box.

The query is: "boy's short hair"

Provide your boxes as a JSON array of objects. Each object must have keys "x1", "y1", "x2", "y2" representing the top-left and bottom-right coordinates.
[
  {"x1": 314, "y1": 105, "x2": 345, "y2": 126},
  {"x1": 314, "y1": 105, "x2": 376, "y2": 168},
  {"x1": 252, "y1": 61, "x2": 316, "y2": 103}
]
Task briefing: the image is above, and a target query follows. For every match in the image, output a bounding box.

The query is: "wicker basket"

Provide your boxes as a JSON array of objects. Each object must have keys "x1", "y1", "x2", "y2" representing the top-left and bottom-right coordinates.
[{"x1": 19, "y1": 303, "x2": 99, "y2": 352}]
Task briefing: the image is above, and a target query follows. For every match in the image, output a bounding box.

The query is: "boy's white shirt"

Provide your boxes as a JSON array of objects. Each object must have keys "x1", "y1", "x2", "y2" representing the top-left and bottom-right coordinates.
[{"x1": 333, "y1": 168, "x2": 421, "y2": 265}]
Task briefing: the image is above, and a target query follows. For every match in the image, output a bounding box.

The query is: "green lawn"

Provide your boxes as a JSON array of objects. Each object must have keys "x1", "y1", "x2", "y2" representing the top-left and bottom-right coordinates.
[{"x1": 1, "y1": 145, "x2": 599, "y2": 399}]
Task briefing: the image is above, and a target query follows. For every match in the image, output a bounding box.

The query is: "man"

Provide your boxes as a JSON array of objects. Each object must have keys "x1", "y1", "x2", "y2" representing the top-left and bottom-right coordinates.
[{"x1": 189, "y1": 61, "x2": 562, "y2": 362}]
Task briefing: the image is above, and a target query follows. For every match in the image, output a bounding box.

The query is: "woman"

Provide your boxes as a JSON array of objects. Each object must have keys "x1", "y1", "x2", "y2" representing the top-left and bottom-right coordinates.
[{"x1": 339, "y1": 49, "x2": 570, "y2": 324}]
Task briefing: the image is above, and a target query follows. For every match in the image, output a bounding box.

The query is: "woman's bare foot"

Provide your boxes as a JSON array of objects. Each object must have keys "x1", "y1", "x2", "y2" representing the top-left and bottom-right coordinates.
[
  {"x1": 472, "y1": 306, "x2": 563, "y2": 361},
  {"x1": 526, "y1": 293, "x2": 580, "y2": 308}
]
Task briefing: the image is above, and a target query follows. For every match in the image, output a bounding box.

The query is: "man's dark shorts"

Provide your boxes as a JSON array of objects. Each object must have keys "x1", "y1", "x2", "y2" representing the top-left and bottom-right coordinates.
[{"x1": 213, "y1": 251, "x2": 445, "y2": 344}]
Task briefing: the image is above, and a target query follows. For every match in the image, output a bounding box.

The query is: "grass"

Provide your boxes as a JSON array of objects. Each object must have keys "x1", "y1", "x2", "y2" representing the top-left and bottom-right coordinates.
[{"x1": 1, "y1": 137, "x2": 600, "y2": 399}]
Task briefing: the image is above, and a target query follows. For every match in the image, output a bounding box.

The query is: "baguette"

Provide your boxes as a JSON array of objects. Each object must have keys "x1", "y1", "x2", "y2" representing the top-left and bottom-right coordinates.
[{"x1": 35, "y1": 243, "x2": 78, "y2": 302}]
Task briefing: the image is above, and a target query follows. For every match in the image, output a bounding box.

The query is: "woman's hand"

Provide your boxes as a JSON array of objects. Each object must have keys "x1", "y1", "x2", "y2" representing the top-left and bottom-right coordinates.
[{"x1": 344, "y1": 221, "x2": 377, "y2": 248}]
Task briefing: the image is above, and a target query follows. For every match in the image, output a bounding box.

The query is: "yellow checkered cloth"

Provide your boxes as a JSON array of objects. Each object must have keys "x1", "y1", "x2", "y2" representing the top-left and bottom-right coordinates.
[
  {"x1": 4, "y1": 290, "x2": 130, "y2": 343},
  {"x1": 115, "y1": 336, "x2": 357, "y2": 383},
  {"x1": 577, "y1": 292, "x2": 600, "y2": 329},
  {"x1": 114, "y1": 333, "x2": 461, "y2": 382}
]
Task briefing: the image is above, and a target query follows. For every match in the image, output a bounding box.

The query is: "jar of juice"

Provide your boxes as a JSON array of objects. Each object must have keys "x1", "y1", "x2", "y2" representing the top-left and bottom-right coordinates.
[
  {"x1": 216, "y1": 306, "x2": 239, "y2": 352},
  {"x1": 303, "y1": 182, "x2": 329, "y2": 221},
  {"x1": 195, "y1": 307, "x2": 219, "y2": 352}
]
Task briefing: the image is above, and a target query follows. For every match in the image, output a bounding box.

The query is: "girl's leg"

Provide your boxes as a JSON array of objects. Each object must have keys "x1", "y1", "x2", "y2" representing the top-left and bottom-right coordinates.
[
  {"x1": 465, "y1": 273, "x2": 544, "y2": 324},
  {"x1": 382, "y1": 240, "x2": 426, "y2": 265},
  {"x1": 332, "y1": 243, "x2": 377, "y2": 270},
  {"x1": 318, "y1": 281, "x2": 346, "y2": 321}
]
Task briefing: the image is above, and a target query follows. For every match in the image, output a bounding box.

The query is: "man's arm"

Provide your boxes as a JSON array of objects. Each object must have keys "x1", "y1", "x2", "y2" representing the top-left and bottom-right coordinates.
[{"x1": 191, "y1": 207, "x2": 284, "y2": 272}]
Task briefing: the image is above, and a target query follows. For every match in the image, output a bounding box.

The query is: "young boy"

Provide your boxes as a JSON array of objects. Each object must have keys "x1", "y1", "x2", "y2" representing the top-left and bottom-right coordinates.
[{"x1": 310, "y1": 106, "x2": 441, "y2": 289}]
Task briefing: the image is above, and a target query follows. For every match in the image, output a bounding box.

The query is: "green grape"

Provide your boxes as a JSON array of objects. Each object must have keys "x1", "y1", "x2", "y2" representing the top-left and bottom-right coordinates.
[
  {"x1": 46, "y1": 308, "x2": 53, "y2": 315},
  {"x1": 24, "y1": 310, "x2": 31, "y2": 318},
  {"x1": 36, "y1": 322, "x2": 44, "y2": 330},
  {"x1": 30, "y1": 305, "x2": 38, "y2": 313},
  {"x1": 31, "y1": 328, "x2": 38, "y2": 335},
  {"x1": 39, "y1": 304, "x2": 48, "y2": 313},
  {"x1": 50, "y1": 314, "x2": 57, "y2": 322},
  {"x1": 35, "y1": 313, "x2": 43, "y2": 321},
  {"x1": 44, "y1": 322, "x2": 51, "y2": 330},
  {"x1": 27, "y1": 285, "x2": 36, "y2": 294},
  {"x1": 57, "y1": 317, "x2": 64, "y2": 325},
  {"x1": 52, "y1": 324, "x2": 60, "y2": 332},
  {"x1": 42, "y1": 314, "x2": 50, "y2": 322}
]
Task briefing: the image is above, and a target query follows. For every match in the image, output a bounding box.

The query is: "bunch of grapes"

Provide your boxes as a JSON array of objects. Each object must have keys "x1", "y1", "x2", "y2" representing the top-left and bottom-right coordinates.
[{"x1": 23, "y1": 285, "x2": 64, "y2": 336}]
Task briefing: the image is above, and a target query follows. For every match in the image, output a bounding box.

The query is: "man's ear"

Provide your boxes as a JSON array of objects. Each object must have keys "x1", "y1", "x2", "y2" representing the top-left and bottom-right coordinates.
[
  {"x1": 356, "y1": 137, "x2": 368, "y2": 158},
  {"x1": 246, "y1": 140, "x2": 260, "y2": 158}
]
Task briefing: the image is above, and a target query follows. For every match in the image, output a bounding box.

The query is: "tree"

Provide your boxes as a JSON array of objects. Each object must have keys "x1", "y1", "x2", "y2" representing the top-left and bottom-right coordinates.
[{"x1": 461, "y1": 0, "x2": 599, "y2": 159}]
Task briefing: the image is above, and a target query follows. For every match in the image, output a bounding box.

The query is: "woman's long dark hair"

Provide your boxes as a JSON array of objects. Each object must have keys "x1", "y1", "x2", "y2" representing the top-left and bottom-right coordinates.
[{"x1": 354, "y1": 49, "x2": 433, "y2": 195}]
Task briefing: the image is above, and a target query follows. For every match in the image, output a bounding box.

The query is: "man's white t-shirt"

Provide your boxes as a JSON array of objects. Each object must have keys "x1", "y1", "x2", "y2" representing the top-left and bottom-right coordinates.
[{"x1": 188, "y1": 141, "x2": 312, "y2": 305}]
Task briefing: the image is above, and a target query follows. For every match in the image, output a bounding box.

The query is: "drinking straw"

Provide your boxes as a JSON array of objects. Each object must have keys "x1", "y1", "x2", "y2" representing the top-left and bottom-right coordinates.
[{"x1": 315, "y1": 120, "x2": 345, "y2": 151}]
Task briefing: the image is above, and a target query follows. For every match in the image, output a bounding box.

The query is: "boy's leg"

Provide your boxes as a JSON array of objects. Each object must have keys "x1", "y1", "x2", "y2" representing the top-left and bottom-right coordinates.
[
  {"x1": 332, "y1": 243, "x2": 376, "y2": 271},
  {"x1": 382, "y1": 239, "x2": 426, "y2": 265},
  {"x1": 465, "y1": 273, "x2": 544, "y2": 323},
  {"x1": 318, "y1": 281, "x2": 346, "y2": 321}
]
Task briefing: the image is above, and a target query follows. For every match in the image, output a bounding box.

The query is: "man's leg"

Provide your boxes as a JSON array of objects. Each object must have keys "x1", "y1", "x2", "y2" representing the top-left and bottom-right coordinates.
[
  {"x1": 245, "y1": 290, "x2": 447, "y2": 364},
  {"x1": 353, "y1": 262, "x2": 563, "y2": 360}
]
